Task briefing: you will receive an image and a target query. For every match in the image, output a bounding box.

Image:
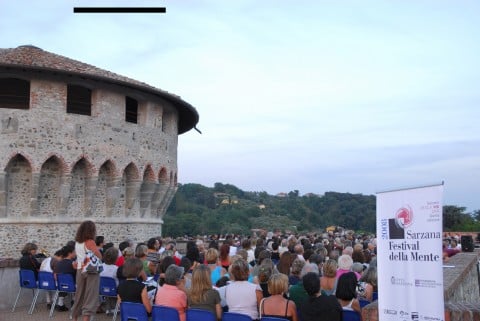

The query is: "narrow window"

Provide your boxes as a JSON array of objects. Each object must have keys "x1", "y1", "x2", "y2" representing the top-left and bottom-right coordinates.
[
  {"x1": 125, "y1": 96, "x2": 138, "y2": 123},
  {"x1": 67, "y1": 85, "x2": 91, "y2": 115},
  {"x1": 0, "y1": 78, "x2": 30, "y2": 109}
]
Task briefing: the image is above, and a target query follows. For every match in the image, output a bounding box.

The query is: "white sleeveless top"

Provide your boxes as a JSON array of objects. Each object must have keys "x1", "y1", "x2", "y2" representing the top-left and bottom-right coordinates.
[{"x1": 75, "y1": 242, "x2": 86, "y2": 270}]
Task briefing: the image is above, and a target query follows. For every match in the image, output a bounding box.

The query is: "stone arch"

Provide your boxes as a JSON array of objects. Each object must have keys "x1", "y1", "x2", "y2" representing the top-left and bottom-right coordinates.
[
  {"x1": 139, "y1": 165, "x2": 156, "y2": 217},
  {"x1": 36, "y1": 155, "x2": 63, "y2": 218},
  {"x1": 121, "y1": 162, "x2": 141, "y2": 216},
  {"x1": 66, "y1": 157, "x2": 91, "y2": 217},
  {"x1": 174, "y1": 172, "x2": 178, "y2": 186},
  {"x1": 92, "y1": 160, "x2": 117, "y2": 218},
  {"x1": 4, "y1": 154, "x2": 33, "y2": 218},
  {"x1": 158, "y1": 167, "x2": 168, "y2": 184}
]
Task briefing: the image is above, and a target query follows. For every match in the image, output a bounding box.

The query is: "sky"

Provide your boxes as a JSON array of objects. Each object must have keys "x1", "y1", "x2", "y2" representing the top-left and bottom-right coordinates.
[{"x1": 1, "y1": 1, "x2": 479, "y2": 211}]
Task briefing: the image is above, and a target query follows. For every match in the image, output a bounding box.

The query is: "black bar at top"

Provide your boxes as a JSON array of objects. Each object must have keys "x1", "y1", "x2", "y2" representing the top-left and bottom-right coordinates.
[{"x1": 74, "y1": 7, "x2": 166, "y2": 13}]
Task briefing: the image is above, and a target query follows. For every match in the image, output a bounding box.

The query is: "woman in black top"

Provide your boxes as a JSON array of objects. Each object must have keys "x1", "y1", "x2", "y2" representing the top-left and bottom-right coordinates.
[
  {"x1": 117, "y1": 258, "x2": 152, "y2": 314},
  {"x1": 300, "y1": 272, "x2": 342, "y2": 321},
  {"x1": 19, "y1": 242, "x2": 41, "y2": 279}
]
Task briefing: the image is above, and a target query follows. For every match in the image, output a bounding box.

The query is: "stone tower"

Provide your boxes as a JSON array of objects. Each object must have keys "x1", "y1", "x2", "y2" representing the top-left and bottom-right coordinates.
[{"x1": 0, "y1": 45, "x2": 199, "y2": 257}]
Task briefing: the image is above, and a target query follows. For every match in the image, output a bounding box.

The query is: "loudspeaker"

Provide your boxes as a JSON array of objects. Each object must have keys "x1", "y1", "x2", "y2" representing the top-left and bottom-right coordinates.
[{"x1": 461, "y1": 235, "x2": 474, "y2": 252}]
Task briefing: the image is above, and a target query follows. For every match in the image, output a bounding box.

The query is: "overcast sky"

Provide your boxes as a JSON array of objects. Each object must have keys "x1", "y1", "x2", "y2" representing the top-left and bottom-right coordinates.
[{"x1": 1, "y1": 1, "x2": 479, "y2": 211}]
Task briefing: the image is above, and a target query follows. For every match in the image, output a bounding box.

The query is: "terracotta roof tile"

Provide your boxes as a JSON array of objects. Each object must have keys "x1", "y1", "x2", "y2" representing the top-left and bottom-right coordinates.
[{"x1": 0, "y1": 45, "x2": 199, "y2": 134}]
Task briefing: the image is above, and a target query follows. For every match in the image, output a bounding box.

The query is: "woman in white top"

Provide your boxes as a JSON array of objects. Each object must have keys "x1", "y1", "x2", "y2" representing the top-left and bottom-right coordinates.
[{"x1": 225, "y1": 259, "x2": 262, "y2": 320}]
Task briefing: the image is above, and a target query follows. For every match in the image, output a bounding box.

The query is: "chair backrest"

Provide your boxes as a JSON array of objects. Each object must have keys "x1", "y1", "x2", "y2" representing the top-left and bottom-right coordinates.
[
  {"x1": 120, "y1": 302, "x2": 149, "y2": 321},
  {"x1": 222, "y1": 312, "x2": 253, "y2": 321},
  {"x1": 372, "y1": 291, "x2": 378, "y2": 301},
  {"x1": 187, "y1": 308, "x2": 216, "y2": 321},
  {"x1": 38, "y1": 271, "x2": 56, "y2": 291},
  {"x1": 19, "y1": 269, "x2": 37, "y2": 289},
  {"x1": 152, "y1": 305, "x2": 181, "y2": 321},
  {"x1": 342, "y1": 310, "x2": 361, "y2": 321},
  {"x1": 261, "y1": 317, "x2": 289, "y2": 321},
  {"x1": 56, "y1": 273, "x2": 76, "y2": 293},
  {"x1": 99, "y1": 276, "x2": 118, "y2": 297}
]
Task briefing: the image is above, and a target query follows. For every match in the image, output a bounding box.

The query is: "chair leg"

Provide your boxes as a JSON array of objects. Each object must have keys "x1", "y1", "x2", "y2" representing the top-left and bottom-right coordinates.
[
  {"x1": 49, "y1": 291, "x2": 59, "y2": 318},
  {"x1": 112, "y1": 300, "x2": 119, "y2": 321},
  {"x1": 12, "y1": 287, "x2": 23, "y2": 312},
  {"x1": 28, "y1": 289, "x2": 40, "y2": 314}
]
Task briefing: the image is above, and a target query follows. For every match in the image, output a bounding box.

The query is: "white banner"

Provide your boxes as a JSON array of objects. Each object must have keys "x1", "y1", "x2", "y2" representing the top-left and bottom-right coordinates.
[{"x1": 376, "y1": 183, "x2": 444, "y2": 321}]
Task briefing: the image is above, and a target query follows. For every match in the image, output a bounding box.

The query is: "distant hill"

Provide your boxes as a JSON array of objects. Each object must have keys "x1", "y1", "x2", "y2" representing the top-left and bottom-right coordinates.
[{"x1": 163, "y1": 182, "x2": 376, "y2": 236}]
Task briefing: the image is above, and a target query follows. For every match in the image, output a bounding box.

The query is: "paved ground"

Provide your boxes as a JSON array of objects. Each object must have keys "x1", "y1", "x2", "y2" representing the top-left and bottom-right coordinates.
[{"x1": 1, "y1": 304, "x2": 114, "y2": 321}]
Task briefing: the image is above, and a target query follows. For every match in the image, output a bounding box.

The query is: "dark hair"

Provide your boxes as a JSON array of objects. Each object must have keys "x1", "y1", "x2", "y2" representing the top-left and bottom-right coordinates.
[
  {"x1": 272, "y1": 242, "x2": 279, "y2": 251},
  {"x1": 103, "y1": 242, "x2": 114, "y2": 251},
  {"x1": 95, "y1": 235, "x2": 105, "y2": 246},
  {"x1": 215, "y1": 276, "x2": 230, "y2": 287},
  {"x1": 219, "y1": 243, "x2": 230, "y2": 261},
  {"x1": 335, "y1": 272, "x2": 358, "y2": 300},
  {"x1": 147, "y1": 237, "x2": 158, "y2": 250},
  {"x1": 58, "y1": 245, "x2": 75, "y2": 258},
  {"x1": 186, "y1": 241, "x2": 200, "y2": 263},
  {"x1": 104, "y1": 247, "x2": 119, "y2": 265},
  {"x1": 122, "y1": 258, "x2": 143, "y2": 278},
  {"x1": 303, "y1": 272, "x2": 320, "y2": 296},
  {"x1": 75, "y1": 220, "x2": 97, "y2": 243},
  {"x1": 159, "y1": 256, "x2": 176, "y2": 274},
  {"x1": 21, "y1": 242, "x2": 38, "y2": 256},
  {"x1": 303, "y1": 249, "x2": 314, "y2": 261},
  {"x1": 180, "y1": 257, "x2": 192, "y2": 273},
  {"x1": 119, "y1": 241, "x2": 130, "y2": 252}
]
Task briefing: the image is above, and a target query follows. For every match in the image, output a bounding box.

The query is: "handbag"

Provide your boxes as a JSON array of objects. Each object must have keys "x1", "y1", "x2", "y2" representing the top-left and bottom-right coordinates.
[{"x1": 83, "y1": 245, "x2": 103, "y2": 274}]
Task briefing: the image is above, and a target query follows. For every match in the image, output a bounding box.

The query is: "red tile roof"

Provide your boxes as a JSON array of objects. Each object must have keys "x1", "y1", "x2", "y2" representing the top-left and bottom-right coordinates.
[{"x1": 0, "y1": 45, "x2": 199, "y2": 134}]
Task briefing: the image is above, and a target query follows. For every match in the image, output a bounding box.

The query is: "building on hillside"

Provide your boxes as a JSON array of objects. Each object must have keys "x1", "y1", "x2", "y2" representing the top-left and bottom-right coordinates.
[{"x1": 0, "y1": 45, "x2": 199, "y2": 258}]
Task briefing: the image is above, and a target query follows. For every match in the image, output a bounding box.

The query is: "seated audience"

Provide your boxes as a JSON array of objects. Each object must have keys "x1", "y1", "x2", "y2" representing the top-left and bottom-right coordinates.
[
  {"x1": 117, "y1": 258, "x2": 152, "y2": 314},
  {"x1": 188, "y1": 264, "x2": 222, "y2": 320},
  {"x1": 336, "y1": 272, "x2": 362, "y2": 315}
]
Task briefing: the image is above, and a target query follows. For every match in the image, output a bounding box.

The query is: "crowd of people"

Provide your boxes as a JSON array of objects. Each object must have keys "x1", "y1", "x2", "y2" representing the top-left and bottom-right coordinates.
[{"x1": 20, "y1": 223, "x2": 465, "y2": 321}]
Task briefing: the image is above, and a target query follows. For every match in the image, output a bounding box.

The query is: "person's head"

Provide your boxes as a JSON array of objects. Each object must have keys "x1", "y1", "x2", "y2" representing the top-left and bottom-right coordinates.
[
  {"x1": 135, "y1": 244, "x2": 148, "y2": 259},
  {"x1": 241, "y1": 239, "x2": 251, "y2": 250},
  {"x1": 277, "y1": 251, "x2": 294, "y2": 275},
  {"x1": 122, "y1": 247, "x2": 135, "y2": 259},
  {"x1": 21, "y1": 242, "x2": 38, "y2": 256},
  {"x1": 219, "y1": 243, "x2": 230, "y2": 260},
  {"x1": 95, "y1": 235, "x2": 105, "y2": 247},
  {"x1": 119, "y1": 241, "x2": 130, "y2": 253},
  {"x1": 303, "y1": 272, "x2": 320, "y2": 296},
  {"x1": 268, "y1": 273, "x2": 289, "y2": 295},
  {"x1": 180, "y1": 257, "x2": 192, "y2": 273},
  {"x1": 294, "y1": 244, "x2": 304, "y2": 255},
  {"x1": 300, "y1": 263, "x2": 319, "y2": 278},
  {"x1": 75, "y1": 220, "x2": 97, "y2": 243},
  {"x1": 104, "y1": 247, "x2": 119, "y2": 265},
  {"x1": 147, "y1": 237, "x2": 159, "y2": 251},
  {"x1": 230, "y1": 258, "x2": 250, "y2": 281},
  {"x1": 164, "y1": 264, "x2": 184, "y2": 286},
  {"x1": 189, "y1": 265, "x2": 212, "y2": 304},
  {"x1": 360, "y1": 266, "x2": 377, "y2": 288},
  {"x1": 351, "y1": 262, "x2": 364, "y2": 274},
  {"x1": 235, "y1": 249, "x2": 248, "y2": 261},
  {"x1": 159, "y1": 256, "x2": 176, "y2": 274},
  {"x1": 205, "y1": 248, "x2": 219, "y2": 264},
  {"x1": 338, "y1": 254, "x2": 354, "y2": 270},
  {"x1": 323, "y1": 259, "x2": 338, "y2": 277},
  {"x1": 59, "y1": 245, "x2": 75, "y2": 259},
  {"x1": 272, "y1": 242, "x2": 279, "y2": 251},
  {"x1": 258, "y1": 264, "x2": 273, "y2": 283},
  {"x1": 122, "y1": 258, "x2": 144, "y2": 278},
  {"x1": 336, "y1": 272, "x2": 358, "y2": 300},
  {"x1": 290, "y1": 258, "x2": 305, "y2": 276}
]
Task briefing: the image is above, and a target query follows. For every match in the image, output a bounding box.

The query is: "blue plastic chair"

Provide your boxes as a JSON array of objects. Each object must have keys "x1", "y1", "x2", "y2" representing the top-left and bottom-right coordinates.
[
  {"x1": 261, "y1": 317, "x2": 289, "y2": 321},
  {"x1": 342, "y1": 310, "x2": 361, "y2": 321},
  {"x1": 222, "y1": 312, "x2": 253, "y2": 321},
  {"x1": 50, "y1": 273, "x2": 76, "y2": 318},
  {"x1": 152, "y1": 305, "x2": 181, "y2": 321},
  {"x1": 31, "y1": 271, "x2": 56, "y2": 314},
  {"x1": 120, "y1": 302, "x2": 149, "y2": 321},
  {"x1": 12, "y1": 269, "x2": 38, "y2": 313},
  {"x1": 187, "y1": 308, "x2": 216, "y2": 321},
  {"x1": 99, "y1": 276, "x2": 120, "y2": 321},
  {"x1": 372, "y1": 291, "x2": 378, "y2": 301}
]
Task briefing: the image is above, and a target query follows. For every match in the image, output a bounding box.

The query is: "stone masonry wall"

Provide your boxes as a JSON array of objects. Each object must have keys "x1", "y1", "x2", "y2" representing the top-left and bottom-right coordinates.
[{"x1": 0, "y1": 75, "x2": 180, "y2": 258}]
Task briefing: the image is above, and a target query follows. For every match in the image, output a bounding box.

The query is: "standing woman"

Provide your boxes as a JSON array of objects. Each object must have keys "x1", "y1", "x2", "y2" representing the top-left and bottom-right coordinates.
[{"x1": 71, "y1": 220, "x2": 103, "y2": 321}]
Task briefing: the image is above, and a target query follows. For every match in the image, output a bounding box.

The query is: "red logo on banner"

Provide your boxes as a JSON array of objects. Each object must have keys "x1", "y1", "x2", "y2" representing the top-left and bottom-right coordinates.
[{"x1": 395, "y1": 206, "x2": 413, "y2": 228}]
